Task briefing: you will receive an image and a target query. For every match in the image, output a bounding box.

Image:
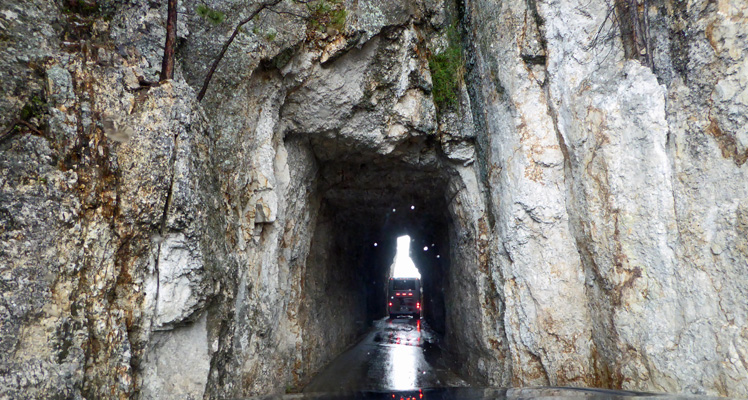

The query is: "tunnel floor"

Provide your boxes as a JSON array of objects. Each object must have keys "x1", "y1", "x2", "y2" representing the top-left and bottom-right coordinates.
[{"x1": 302, "y1": 318, "x2": 467, "y2": 393}]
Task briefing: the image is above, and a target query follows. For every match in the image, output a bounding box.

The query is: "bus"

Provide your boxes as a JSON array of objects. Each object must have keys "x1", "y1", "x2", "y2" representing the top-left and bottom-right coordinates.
[{"x1": 387, "y1": 277, "x2": 421, "y2": 319}]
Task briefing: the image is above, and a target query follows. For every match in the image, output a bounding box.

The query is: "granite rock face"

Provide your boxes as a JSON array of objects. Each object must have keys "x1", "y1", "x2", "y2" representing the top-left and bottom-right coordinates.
[
  {"x1": 1, "y1": 1, "x2": 227, "y2": 396},
  {"x1": 461, "y1": 0, "x2": 595, "y2": 387},
  {"x1": 463, "y1": 0, "x2": 747, "y2": 395},
  {"x1": 1, "y1": 0, "x2": 747, "y2": 398},
  {"x1": 544, "y1": 1, "x2": 748, "y2": 395}
]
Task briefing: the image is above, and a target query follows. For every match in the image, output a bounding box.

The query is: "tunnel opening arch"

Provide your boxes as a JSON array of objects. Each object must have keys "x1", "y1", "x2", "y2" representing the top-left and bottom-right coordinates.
[
  {"x1": 287, "y1": 127, "x2": 496, "y2": 388},
  {"x1": 305, "y1": 155, "x2": 455, "y2": 326},
  {"x1": 259, "y1": 20, "x2": 501, "y2": 389}
]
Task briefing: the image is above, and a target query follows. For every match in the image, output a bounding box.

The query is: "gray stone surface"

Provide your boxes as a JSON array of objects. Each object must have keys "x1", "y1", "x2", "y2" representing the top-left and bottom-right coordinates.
[
  {"x1": 459, "y1": 0, "x2": 747, "y2": 395},
  {"x1": 461, "y1": 0, "x2": 596, "y2": 387},
  {"x1": 140, "y1": 314, "x2": 210, "y2": 400},
  {"x1": 537, "y1": 0, "x2": 748, "y2": 395}
]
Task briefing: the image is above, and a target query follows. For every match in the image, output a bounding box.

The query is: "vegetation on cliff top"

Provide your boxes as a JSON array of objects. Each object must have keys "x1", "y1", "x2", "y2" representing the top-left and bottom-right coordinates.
[
  {"x1": 193, "y1": 0, "x2": 347, "y2": 101},
  {"x1": 428, "y1": 23, "x2": 464, "y2": 113},
  {"x1": 306, "y1": 0, "x2": 347, "y2": 34}
]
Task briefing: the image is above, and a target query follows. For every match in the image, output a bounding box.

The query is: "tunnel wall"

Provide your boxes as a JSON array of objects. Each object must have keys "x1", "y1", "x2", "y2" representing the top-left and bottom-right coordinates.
[
  {"x1": 298, "y1": 201, "x2": 371, "y2": 385},
  {"x1": 441, "y1": 164, "x2": 512, "y2": 385},
  {"x1": 409, "y1": 226, "x2": 449, "y2": 333}
]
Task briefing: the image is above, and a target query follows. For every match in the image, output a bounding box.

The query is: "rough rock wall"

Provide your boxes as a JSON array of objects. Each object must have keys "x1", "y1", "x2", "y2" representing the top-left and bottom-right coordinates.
[
  {"x1": 299, "y1": 202, "x2": 378, "y2": 382},
  {"x1": 463, "y1": 0, "x2": 748, "y2": 396},
  {"x1": 542, "y1": 0, "x2": 748, "y2": 395},
  {"x1": 462, "y1": 0, "x2": 596, "y2": 387},
  {"x1": 1, "y1": 0, "x2": 445, "y2": 396},
  {"x1": 0, "y1": 6, "x2": 229, "y2": 397},
  {"x1": 442, "y1": 160, "x2": 510, "y2": 385},
  {"x1": 0, "y1": 0, "x2": 307, "y2": 398},
  {"x1": 658, "y1": 2, "x2": 748, "y2": 393},
  {"x1": 542, "y1": 1, "x2": 682, "y2": 390}
]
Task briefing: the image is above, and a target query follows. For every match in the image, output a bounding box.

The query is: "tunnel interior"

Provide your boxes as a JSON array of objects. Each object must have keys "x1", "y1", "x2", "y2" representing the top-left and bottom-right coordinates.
[
  {"x1": 270, "y1": 27, "x2": 476, "y2": 379},
  {"x1": 299, "y1": 137, "x2": 454, "y2": 338}
]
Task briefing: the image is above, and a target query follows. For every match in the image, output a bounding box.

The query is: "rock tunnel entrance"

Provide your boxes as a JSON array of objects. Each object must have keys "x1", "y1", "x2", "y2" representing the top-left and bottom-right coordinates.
[
  {"x1": 263, "y1": 24, "x2": 491, "y2": 388},
  {"x1": 303, "y1": 155, "x2": 452, "y2": 336},
  {"x1": 4, "y1": 0, "x2": 745, "y2": 396},
  {"x1": 285, "y1": 132, "x2": 482, "y2": 387}
]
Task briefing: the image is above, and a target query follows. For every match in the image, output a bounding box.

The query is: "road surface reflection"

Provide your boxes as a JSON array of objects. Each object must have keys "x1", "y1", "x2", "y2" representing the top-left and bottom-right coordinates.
[
  {"x1": 385, "y1": 320, "x2": 422, "y2": 390},
  {"x1": 303, "y1": 318, "x2": 465, "y2": 393}
]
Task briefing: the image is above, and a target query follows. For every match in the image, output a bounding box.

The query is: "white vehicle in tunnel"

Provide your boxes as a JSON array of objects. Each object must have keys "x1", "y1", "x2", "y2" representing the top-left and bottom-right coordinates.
[{"x1": 388, "y1": 277, "x2": 421, "y2": 319}]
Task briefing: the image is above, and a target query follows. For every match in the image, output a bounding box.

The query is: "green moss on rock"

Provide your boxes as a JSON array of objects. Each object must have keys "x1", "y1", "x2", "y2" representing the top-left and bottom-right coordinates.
[
  {"x1": 428, "y1": 23, "x2": 463, "y2": 112},
  {"x1": 197, "y1": 5, "x2": 226, "y2": 25},
  {"x1": 307, "y1": 0, "x2": 347, "y2": 33}
]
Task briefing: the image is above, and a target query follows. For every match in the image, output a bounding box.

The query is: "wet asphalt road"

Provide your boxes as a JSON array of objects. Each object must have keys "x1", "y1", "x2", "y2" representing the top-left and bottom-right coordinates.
[{"x1": 303, "y1": 317, "x2": 467, "y2": 393}]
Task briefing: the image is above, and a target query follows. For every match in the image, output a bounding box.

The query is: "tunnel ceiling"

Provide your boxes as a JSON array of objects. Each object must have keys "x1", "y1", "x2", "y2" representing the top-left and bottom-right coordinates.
[{"x1": 313, "y1": 139, "x2": 451, "y2": 235}]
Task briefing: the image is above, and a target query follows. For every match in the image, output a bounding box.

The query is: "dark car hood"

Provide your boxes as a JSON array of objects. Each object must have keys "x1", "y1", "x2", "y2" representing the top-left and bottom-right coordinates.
[{"x1": 245, "y1": 386, "x2": 729, "y2": 400}]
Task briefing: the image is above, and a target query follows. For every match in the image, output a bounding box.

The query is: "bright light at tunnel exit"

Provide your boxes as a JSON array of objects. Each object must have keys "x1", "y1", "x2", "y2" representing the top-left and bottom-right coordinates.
[{"x1": 392, "y1": 235, "x2": 421, "y2": 279}]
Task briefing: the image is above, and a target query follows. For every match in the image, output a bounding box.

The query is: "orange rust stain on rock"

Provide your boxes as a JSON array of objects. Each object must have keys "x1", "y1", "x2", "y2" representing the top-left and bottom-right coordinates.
[
  {"x1": 707, "y1": 117, "x2": 748, "y2": 166},
  {"x1": 705, "y1": 21, "x2": 720, "y2": 53}
]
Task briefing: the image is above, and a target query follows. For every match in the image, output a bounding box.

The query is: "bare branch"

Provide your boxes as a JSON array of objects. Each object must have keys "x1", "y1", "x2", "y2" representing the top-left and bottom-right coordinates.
[
  {"x1": 265, "y1": 6, "x2": 308, "y2": 20},
  {"x1": 197, "y1": 0, "x2": 284, "y2": 101},
  {"x1": 160, "y1": 0, "x2": 178, "y2": 81},
  {"x1": 587, "y1": 4, "x2": 616, "y2": 52},
  {"x1": 0, "y1": 119, "x2": 44, "y2": 145},
  {"x1": 585, "y1": 0, "x2": 652, "y2": 69},
  {"x1": 613, "y1": 0, "x2": 652, "y2": 67}
]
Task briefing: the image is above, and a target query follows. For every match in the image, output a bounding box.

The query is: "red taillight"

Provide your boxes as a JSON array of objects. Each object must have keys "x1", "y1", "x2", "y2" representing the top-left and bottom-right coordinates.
[
  {"x1": 389, "y1": 302, "x2": 393, "y2": 307},
  {"x1": 396, "y1": 292, "x2": 400, "y2": 296},
  {"x1": 416, "y1": 303, "x2": 420, "y2": 309},
  {"x1": 408, "y1": 292, "x2": 413, "y2": 296}
]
